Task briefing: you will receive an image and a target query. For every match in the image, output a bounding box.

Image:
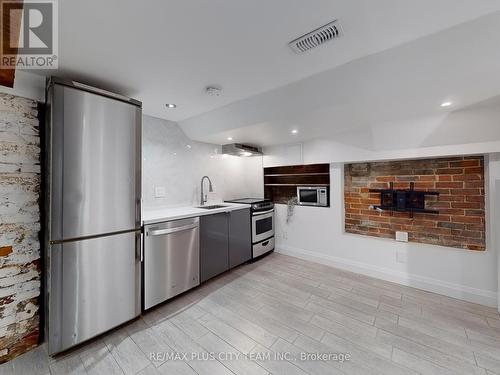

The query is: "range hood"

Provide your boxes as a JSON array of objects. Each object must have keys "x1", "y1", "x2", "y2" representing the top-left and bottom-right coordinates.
[{"x1": 222, "y1": 143, "x2": 262, "y2": 157}]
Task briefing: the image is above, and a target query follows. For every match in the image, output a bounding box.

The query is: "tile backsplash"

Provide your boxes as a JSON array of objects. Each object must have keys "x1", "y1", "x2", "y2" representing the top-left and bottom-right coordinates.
[{"x1": 142, "y1": 115, "x2": 263, "y2": 209}]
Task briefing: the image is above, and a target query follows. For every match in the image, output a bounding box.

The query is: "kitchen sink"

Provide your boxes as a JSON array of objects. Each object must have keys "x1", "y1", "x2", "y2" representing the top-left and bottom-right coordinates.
[{"x1": 197, "y1": 205, "x2": 228, "y2": 210}]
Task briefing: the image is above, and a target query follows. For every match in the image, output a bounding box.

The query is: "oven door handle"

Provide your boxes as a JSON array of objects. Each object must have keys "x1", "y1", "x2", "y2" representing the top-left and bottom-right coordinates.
[{"x1": 252, "y1": 209, "x2": 275, "y2": 216}]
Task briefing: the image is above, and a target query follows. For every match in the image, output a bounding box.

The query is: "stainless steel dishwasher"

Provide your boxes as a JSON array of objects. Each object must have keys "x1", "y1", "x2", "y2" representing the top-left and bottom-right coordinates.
[{"x1": 144, "y1": 217, "x2": 200, "y2": 309}]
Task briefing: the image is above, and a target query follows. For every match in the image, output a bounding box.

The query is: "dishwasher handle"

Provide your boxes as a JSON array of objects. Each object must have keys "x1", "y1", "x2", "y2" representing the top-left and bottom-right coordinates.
[{"x1": 148, "y1": 223, "x2": 198, "y2": 236}]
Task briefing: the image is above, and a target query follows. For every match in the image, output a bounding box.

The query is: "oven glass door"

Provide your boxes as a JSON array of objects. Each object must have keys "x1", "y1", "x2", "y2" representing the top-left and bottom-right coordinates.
[
  {"x1": 252, "y1": 210, "x2": 274, "y2": 243},
  {"x1": 299, "y1": 189, "x2": 319, "y2": 205}
]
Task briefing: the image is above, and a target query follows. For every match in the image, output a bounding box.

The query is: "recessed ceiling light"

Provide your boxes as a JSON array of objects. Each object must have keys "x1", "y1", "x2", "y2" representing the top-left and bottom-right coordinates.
[
  {"x1": 291, "y1": 129, "x2": 298, "y2": 134},
  {"x1": 165, "y1": 103, "x2": 177, "y2": 108},
  {"x1": 227, "y1": 137, "x2": 233, "y2": 141},
  {"x1": 440, "y1": 101, "x2": 452, "y2": 107}
]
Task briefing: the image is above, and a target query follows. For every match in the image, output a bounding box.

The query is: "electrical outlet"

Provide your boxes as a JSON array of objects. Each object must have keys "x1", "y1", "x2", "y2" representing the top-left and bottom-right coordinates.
[
  {"x1": 154, "y1": 186, "x2": 166, "y2": 198},
  {"x1": 282, "y1": 231, "x2": 288, "y2": 240},
  {"x1": 395, "y1": 231, "x2": 409, "y2": 242}
]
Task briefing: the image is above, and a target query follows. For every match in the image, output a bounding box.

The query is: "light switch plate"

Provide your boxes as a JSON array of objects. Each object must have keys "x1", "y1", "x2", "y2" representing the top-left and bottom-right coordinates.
[
  {"x1": 154, "y1": 186, "x2": 166, "y2": 198},
  {"x1": 395, "y1": 231, "x2": 409, "y2": 242}
]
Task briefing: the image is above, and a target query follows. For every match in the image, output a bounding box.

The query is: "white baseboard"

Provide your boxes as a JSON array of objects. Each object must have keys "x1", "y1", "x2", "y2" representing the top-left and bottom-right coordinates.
[{"x1": 276, "y1": 245, "x2": 498, "y2": 308}]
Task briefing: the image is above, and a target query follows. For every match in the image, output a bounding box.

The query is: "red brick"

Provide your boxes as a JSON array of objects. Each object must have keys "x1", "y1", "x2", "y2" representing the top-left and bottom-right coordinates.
[
  {"x1": 464, "y1": 181, "x2": 484, "y2": 189},
  {"x1": 451, "y1": 202, "x2": 482, "y2": 209},
  {"x1": 466, "y1": 195, "x2": 484, "y2": 203},
  {"x1": 465, "y1": 209, "x2": 484, "y2": 216},
  {"x1": 453, "y1": 174, "x2": 482, "y2": 181},
  {"x1": 435, "y1": 189, "x2": 451, "y2": 195},
  {"x1": 378, "y1": 228, "x2": 396, "y2": 236},
  {"x1": 376, "y1": 176, "x2": 396, "y2": 182},
  {"x1": 419, "y1": 175, "x2": 437, "y2": 181},
  {"x1": 439, "y1": 209, "x2": 465, "y2": 215},
  {"x1": 393, "y1": 182, "x2": 411, "y2": 189},
  {"x1": 345, "y1": 219, "x2": 361, "y2": 225},
  {"x1": 452, "y1": 230, "x2": 483, "y2": 239},
  {"x1": 436, "y1": 168, "x2": 464, "y2": 175},
  {"x1": 414, "y1": 182, "x2": 436, "y2": 189},
  {"x1": 360, "y1": 198, "x2": 380, "y2": 205},
  {"x1": 449, "y1": 160, "x2": 480, "y2": 168},
  {"x1": 360, "y1": 209, "x2": 378, "y2": 217},
  {"x1": 344, "y1": 156, "x2": 485, "y2": 251},
  {"x1": 450, "y1": 189, "x2": 480, "y2": 196},
  {"x1": 435, "y1": 182, "x2": 463, "y2": 189},
  {"x1": 452, "y1": 216, "x2": 483, "y2": 224},
  {"x1": 439, "y1": 195, "x2": 465, "y2": 202},
  {"x1": 426, "y1": 201, "x2": 451, "y2": 209},
  {"x1": 349, "y1": 203, "x2": 366, "y2": 209},
  {"x1": 466, "y1": 223, "x2": 485, "y2": 231},
  {"x1": 368, "y1": 216, "x2": 391, "y2": 223},
  {"x1": 467, "y1": 245, "x2": 485, "y2": 251},
  {"x1": 438, "y1": 175, "x2": 452, "y2": 181},
  {"x1": 464, "y1": 167, "x2": 483, "y2": 174}
]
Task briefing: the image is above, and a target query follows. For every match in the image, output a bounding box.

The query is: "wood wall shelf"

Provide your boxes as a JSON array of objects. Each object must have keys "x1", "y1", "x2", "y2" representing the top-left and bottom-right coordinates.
[
  {"x1": 264, "y1": 183, "x2": 330, "y2": 187},
  {"x1": 264, "y1": 173, "x2": 330, "y2": 177},
  {"x1": 264, "y1": 163, "x2": 330, "y2": 204}
]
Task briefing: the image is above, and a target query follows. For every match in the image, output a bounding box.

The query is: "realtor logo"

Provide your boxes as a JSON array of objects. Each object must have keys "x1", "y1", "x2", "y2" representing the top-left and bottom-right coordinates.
[{"x1": 1, "y1": 0, "x2": 58, "y2": 69}]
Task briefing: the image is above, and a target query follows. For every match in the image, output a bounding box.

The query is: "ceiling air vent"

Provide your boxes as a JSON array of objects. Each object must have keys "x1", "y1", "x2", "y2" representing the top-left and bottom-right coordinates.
[{"x1": 289, "y1": 20, "x2": 342, "y2": 54}]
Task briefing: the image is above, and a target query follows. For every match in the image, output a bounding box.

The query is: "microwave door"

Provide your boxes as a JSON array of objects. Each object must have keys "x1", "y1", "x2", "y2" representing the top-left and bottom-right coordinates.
[{"x1": 299, "y1": 189, "x2": 318, "y2": 205}]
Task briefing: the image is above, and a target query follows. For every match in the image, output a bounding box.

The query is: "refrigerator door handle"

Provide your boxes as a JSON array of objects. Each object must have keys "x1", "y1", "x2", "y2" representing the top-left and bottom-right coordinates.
[
  {"x1": 140, "y1": 233, "x2": 144, "y2": 262},
  {"x1": 136, "y1": 199, "x2": 142, "y2": 228}
]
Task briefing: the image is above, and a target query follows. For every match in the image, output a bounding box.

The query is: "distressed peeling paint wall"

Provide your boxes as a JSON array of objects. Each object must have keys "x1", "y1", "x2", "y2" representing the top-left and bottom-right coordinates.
[{"x1": 0, "y1": 93, "x2": 41, "y2": 363}]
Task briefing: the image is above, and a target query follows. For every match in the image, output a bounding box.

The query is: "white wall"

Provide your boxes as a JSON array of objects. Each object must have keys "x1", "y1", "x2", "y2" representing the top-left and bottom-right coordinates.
[
  {"x1": 142, "y1": 115, "x2": 263, "y2": 209},
  {"x1": 490, "y1": 155, "x2": 500, "y2": 311},
  {"x1": 265, "y1": 145, "x2": 500, "y2": 307},
  {"x1": 497, "y1": 180, "x2": 500, "y2": 311},
  {"x1": 0, "y1": 71, "x2": 45, "y2": 102}
]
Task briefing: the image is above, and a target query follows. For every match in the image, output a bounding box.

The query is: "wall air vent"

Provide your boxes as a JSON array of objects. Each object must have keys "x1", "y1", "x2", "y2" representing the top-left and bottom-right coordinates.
[{"x1": 289, "y1": 20, "x2": 342, "y2": 54}]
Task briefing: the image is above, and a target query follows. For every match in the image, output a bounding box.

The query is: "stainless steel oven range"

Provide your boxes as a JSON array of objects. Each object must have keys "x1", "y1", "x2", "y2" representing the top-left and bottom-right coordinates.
[{"x1": 224, "y1": 198, "x2": 274, "y2": 258}]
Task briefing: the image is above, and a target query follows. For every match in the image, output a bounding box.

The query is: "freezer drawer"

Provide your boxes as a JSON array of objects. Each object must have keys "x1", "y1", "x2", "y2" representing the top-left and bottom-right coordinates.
[
  {"x1": 48, "y1": 231, "x2": 141, "y2": 355},
  {"x1": 144, "y1": 218, "x2": 200, "y2": 310}
]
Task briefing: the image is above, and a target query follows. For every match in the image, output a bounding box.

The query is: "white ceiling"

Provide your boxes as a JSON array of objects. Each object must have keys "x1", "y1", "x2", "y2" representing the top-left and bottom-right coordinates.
[
  {"x1": 36, "y1": 1, "x2": 500, "y2": 147},
  {"x1": 49, "y1": 1, "x2": 500, "y2": 119},
  {"x1": 179, "y1": 10, "x2": 500, "y2": 147}
]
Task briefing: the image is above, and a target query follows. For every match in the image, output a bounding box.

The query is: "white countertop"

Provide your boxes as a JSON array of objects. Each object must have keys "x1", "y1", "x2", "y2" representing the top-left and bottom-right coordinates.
[{"x1": 142, "y1": 203, "x2": 250, "y2": 225}]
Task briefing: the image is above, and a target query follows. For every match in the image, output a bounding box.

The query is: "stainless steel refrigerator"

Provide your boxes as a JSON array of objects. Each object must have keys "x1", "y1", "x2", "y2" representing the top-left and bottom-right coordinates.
[{"x1": 44, "y1": 78, "x2": 142, "y2": 355}]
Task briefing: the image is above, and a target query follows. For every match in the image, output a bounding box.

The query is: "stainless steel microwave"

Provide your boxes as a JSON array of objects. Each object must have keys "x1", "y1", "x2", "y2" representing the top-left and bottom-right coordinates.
[{"x1": 297, "y1": 186, "x2": 328, "y2": 207}]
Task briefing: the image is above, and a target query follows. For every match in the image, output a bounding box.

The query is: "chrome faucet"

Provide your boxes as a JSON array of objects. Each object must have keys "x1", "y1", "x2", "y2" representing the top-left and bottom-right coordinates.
[{"x1": 200, "y1": 176, "x2": 213, "y2": 206}]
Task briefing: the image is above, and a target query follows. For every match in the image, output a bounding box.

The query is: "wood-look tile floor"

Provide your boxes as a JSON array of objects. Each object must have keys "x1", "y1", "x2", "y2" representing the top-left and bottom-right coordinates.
[{"x1": 2, "y1": 252, "x2": 500, "y2": 375}]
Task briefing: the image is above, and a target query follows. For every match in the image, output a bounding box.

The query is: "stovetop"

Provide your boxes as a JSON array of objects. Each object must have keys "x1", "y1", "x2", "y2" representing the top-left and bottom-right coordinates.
[{"x1": 225, "y1": 198, "x2": 273, "y2": 211}]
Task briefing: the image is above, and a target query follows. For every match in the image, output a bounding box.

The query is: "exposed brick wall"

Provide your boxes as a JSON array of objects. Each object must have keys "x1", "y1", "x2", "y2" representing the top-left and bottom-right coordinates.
[
  {"x1": 0, "y1": 93, "x2": 41, "y2": 363},
  {"x1": 344, "y1": 156, "x2": 485, "y2": 251}
]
